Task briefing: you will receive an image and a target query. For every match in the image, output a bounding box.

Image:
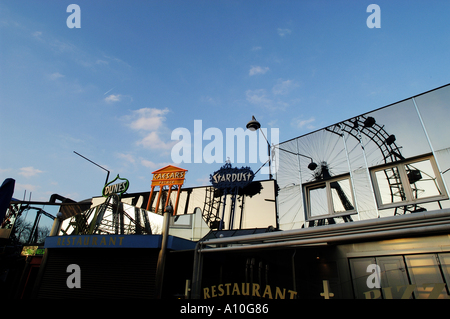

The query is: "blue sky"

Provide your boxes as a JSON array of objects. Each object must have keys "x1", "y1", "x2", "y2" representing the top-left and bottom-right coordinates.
[{"x1": 1, "y1": 0, "x2": 450, "y2": 204}]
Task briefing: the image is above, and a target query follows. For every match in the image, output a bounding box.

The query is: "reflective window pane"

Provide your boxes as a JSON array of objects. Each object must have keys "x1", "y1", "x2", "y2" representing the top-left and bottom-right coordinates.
[
  {"x1": 349, "y1": 258, "x2": 377, "y2": 299},
  {"x1": 406, "y1": 159, "x2": 442, "y2": 199},
  {"x1": 374, "y1": 167, "x2": 406, "y2": 205},
  {"x1": 330, "y1": 178, "x2": 354, "y2": 213},
  {"x1": 376, "y1": 256, "x2": 410, "y2": 299},
  {"x1": 405, "y1": 254, "x2": 448, "y2": 299},
  {"x1": 309, "y1": 185, "x2": 328, "y2": 217}
]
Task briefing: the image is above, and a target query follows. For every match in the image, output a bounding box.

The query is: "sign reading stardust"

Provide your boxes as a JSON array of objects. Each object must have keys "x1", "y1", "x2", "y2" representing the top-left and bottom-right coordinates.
[
  {"x1": 209, "y1": 163, "x2": 255, "y2": 230},
  {"x1": 210, "y1": 163, "x2": 254, "y2": 191}
]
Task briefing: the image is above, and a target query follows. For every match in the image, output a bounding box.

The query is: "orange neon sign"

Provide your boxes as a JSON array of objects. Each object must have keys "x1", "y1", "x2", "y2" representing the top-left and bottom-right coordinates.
[{"x1": 146, "y1": 165, "x2": 187, "y2": 215}]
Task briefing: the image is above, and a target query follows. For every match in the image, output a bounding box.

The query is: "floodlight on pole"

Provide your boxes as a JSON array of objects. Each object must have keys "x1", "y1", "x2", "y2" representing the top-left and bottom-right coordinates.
[
  {"x1": 246, "y1": 116, "x2": 272, "y2": 179},
  {"x1": 246, "y1": 115, "x2": 261, "y2": 131}
]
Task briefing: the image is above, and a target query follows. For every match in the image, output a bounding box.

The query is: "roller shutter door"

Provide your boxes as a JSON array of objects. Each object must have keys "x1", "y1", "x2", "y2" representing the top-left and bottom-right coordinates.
[{"x1": 37, "y1": 248, "x2": 159, "y2": 298}]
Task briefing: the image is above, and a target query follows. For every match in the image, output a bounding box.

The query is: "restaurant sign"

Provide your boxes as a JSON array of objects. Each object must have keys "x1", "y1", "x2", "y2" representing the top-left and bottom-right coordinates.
[{"x1": 203, "y1": 282, "x2": 297, "y2": 299}]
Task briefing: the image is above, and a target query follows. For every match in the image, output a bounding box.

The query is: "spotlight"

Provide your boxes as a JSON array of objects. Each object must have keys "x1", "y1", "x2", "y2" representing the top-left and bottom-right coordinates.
[
  {"x1": 385, "y1": 134, "x2": 396, "y2": 145},
  {"x1": 308, "y1": 162, "x2": 318, "y2": 171},
  {"x1": 407, "y1": 170, "x2": 422, "y2": 184},
  {"x1": 363, "y1": 117, "x2": 376, "y2": 128}
]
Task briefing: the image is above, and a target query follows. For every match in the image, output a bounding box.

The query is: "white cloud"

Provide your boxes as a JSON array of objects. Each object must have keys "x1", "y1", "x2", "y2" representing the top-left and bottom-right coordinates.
[
  {"x1": 272, "y1": 79, "x2": 299, "y2": 95},
  {"x1": 48, "y1": 72, "x2": 64, "y2": 80},
  {"x1": 128, "y1": 108, "x2": 169, "y2": 131},
  {"x1": 124, "y1": 108, "x2": 175, "y2": 150},
  {"x1": 104, "y1": 94, "x2": 122, "y2": 103},
  {"x1": 19, "y1": 167, "x2": 43, "y2": 178},
  {"x1": 277, "y1": 28, "x2": 292, "y2": 37},
  {"x1": 249, "y1": 66, "x2": 269, "y2": 76},
  {"x1": 141, "y1": 159, "x2": 173, "y2": 169},
  {"x1": 137, "y1": 131, "x2": 176, "y2": 150},
  {"x1": 117, "y1": 153, "x2": 135, "y2": 164},
  {"x1": 200, "y1": 96, "x2": 220, "y2": 105},
  {"x1": 292, "y1": 117, "x2": 315, "y2": 129},
  {"x1": 245, "y1": 87, "x2": 291, "y2": 111},
  {"x1": 246, "y1": 89, "x2": 272, "y2": 107}
]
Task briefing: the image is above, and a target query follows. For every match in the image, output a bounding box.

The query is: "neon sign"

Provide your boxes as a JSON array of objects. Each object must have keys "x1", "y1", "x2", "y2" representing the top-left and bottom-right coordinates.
[
  {"x1": 102, "y1": 174, "x2": 129, "y2": 197},
  {"x1": 209, "y1": 163, "x2": 255, "y2": 230},
  {"x1": 210, "y1": 163, "x2": 254, "y2": 191},
  {"x1": 146, "y1": 165, "x2": 187, "y2": 215}
]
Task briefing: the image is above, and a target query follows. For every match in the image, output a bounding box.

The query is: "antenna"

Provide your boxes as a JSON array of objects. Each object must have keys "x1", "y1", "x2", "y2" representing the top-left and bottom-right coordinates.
[{"x1": 73, "y1": 151, "x2": 110, "y2": 185}]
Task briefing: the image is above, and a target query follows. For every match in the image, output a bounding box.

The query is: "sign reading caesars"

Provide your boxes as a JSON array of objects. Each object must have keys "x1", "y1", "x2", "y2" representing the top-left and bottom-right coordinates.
[
  {"x1": 146, "y1": 165, "x2": 187, "y2": 214},
  {"x1": 152, "y1": 170, "x2": 186, "y2": 186}
]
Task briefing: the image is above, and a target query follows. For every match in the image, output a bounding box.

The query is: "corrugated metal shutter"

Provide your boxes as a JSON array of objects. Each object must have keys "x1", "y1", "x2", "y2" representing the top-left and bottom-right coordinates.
[{"x1": 37, "y1": 248, "x2": 159, "y2": 298}]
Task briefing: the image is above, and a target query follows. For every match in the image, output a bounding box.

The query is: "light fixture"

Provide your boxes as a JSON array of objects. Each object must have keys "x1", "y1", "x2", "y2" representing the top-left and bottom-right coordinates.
[
  {"x1": 308, "y1": 162, "x2": 318, "y2": 171},
  {"x1": 274, "y1": 146, "x2": 318, "y2": 171},
  {"x1": 246, "y1": 115, "x2": 272, "y2": 179},
  {"x1": 246, "y1": 115, "x2": 261, "y2": 131},
  {"x1": 385, "y1": 134, "x2": 396, "y2": 145},
  {"x1": 363, "y1": 117, "x2": 376, "y2": 128}
]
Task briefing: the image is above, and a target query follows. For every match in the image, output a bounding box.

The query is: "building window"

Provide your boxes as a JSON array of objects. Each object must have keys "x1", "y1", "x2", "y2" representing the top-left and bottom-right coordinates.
[
  {"x1": 370, "y1": 155, "x2": 447, "y2": 210},
  {"x1": 304, "y1": 174, "x2": 356, "y2": 220},
  {"x1": 350, "y1": 253, "x2": 450, "y2": 299}
]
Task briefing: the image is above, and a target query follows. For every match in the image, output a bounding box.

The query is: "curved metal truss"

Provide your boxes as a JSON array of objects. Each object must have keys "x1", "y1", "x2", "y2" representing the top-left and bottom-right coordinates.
[{"x1": 306, "y1": 114, "x2": 429, "y2": 227}]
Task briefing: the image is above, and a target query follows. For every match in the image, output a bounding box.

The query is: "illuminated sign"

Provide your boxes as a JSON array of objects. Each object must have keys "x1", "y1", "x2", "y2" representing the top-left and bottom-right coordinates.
[
  {"x1": 152, "y1": 169, "x2": 186, "y2": 186},
  {"x1": 210, "y1": 163, "x2": 254, "y2": 191},
  {"x1": 21, "y1": 246, "x2": 45, "y2": 256},
  {"x1": 146, "y1": 165, "x2": 188, "y2": 214},
  {"x1": 102, "y1": 174, "x2": 129, "y2": 197},
  {"x1": 203, "y1": 283, "x2": 297, "y2": 299}
]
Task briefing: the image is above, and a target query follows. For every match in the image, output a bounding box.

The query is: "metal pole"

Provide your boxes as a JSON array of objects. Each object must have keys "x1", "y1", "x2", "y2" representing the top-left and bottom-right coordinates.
[
  {"x1": 191, "y1": 241, "x2": 203, "y2": 299},
  {"x1": 155, "y1": 205, "x2": 173, "y2": 299},
  {"x1": 259, "y1": 128, "x2": 272, "y2": 180},
  {"x1": 73, "y1": 151, "x2": 110, "y2": 185}
]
